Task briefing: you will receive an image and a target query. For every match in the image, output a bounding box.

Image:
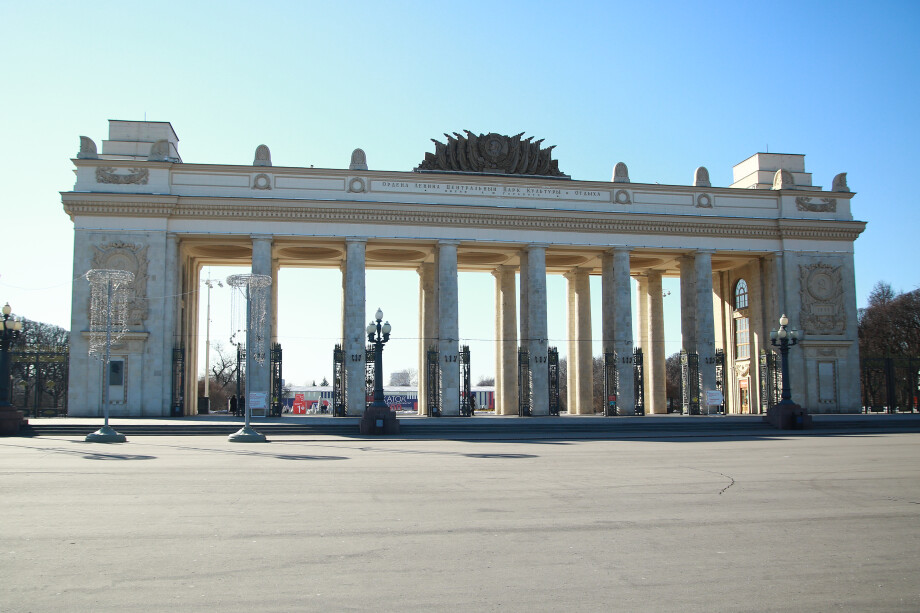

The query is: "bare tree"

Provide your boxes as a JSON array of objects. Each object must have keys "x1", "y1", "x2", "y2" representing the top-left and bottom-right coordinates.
[
  {"x1": 859, "y1": 282, "x2": 920, "y2": 357},
  {"x1": 11, "y1": 318, "x2": 69, "y2": 411},
  {"x1": 388, "y1": 368, "x2": 418, "y2": 386},
  {"x1": 476, "y1": 376, "x2": 495, "y2": 386}
]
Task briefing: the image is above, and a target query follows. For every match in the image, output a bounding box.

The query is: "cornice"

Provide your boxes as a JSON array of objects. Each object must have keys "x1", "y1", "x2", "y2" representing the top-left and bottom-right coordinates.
[{"x1": 61, "y1": 195, "x2": 866, "y2": 242}]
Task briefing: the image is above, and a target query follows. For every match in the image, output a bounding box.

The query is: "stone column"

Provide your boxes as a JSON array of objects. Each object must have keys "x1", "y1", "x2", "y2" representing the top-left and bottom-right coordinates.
[
  {"x1": 343, "y1": 238, "x2": 366, "y2": 416},
  {"x1": 648, "y1": 270, "x2": 667, "y2": 414},
  {"x1": 438, "y1": 241, "x2": 460, "y2": 416},
  {"x1": 679, "y1": 255, "x2": 697, "y2": 352},
  {"x1": 566, "y1": 269, "x2": 593, "y2": 414},
  {"x1": 271, "y1": 257, "x2": 280, "y2": 344},
  {"x1": 603, "y1": 248, "x2": 635, "y2": 415},
  {"x1": 566, "y1": 271, "x2": 577, "y2": 413},
  {"x1": 417, "y1": 262, "x2": 437, "y2": 415},
  {"x1": 519, "y1": 250, "x2": 529, "y2": 348},
  {"x1": 250, "y1": 235, "x2": 273, "y2": 408},
  {"x1": 637, "y1": 275, "x2": 649, "y2": 412},
  {"x1": 493, "y1": 265, "x2": 517, "y2": 415},
  {"x1": 527, "y1": 245, "x2": 549, "y2": 415},
  {"x1": 695, "y1": 250, "x2": 717, "y2": 408}
]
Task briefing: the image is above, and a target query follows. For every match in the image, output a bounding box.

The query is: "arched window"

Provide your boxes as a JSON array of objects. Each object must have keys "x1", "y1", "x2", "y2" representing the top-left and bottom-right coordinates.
[
  {"x1": 734, "y1": 279, "x2": 750, "y2": 359},
  {"x1": 734, "y1": 279, "x2": 749, "y2": 310}
]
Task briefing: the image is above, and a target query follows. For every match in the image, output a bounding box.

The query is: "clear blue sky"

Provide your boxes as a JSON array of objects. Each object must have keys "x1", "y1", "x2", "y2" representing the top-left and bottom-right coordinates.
[{"x1": 2, "y1": 1, "x2": 919, "y2": 386}]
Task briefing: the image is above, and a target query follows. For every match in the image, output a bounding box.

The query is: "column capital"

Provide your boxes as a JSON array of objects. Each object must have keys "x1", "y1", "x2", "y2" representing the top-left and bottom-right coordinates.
[
  {"x1": 437, "y1": 239, "x2": 461, "y2": 247},
  {"x1": 693, "y1": 248, "x2": 716, "y2": 255},
  {"x1": 525, "y1": 243, "x2": 549, "y2": 251},
  {"x1": 608, "y1": 246, "x2": 633, "y2": 255},
  {"x1": 250, "y1": 234, "x2": 273, "y2": 242},
  {"x1": 491, "y1": 264, "x2": 513, "y2": 277},
  {"x1": 344, "y1": 236, "x2": 367, "y2": 245}
]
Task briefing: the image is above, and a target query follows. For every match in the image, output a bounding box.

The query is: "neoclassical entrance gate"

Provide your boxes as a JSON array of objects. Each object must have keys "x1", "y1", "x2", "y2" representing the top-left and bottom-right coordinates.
[{"x1": 62, "y1": 120, "x2": 866, "y2": 418}]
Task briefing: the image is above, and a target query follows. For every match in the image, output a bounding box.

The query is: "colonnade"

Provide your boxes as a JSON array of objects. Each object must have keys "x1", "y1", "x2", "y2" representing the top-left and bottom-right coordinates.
[{"x1": 187, "y1": 236, "x2": 723, "y2": 417}]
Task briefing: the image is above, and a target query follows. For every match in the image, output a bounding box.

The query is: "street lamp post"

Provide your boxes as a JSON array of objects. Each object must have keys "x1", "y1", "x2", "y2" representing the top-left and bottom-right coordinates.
[
  {"x1": 768, "y1": 314, "x2": 810, "y2": 429},
  {"x1": 359, "y1": 308, "x2": 399, "y2": 434},
  {"x1": 366, "y1": 308, "x2": 391, "y2": 409},
  {"x1": 0, "y1": 303, "x2": 27, "y2": 435}
]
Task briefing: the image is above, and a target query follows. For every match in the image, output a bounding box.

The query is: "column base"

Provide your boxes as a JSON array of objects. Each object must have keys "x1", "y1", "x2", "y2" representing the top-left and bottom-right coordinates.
[
  {"x1": 359, "y1": 405, "x2": 400, "y2": 435},
  {"x1": 85, "y1": 425, "x2": 127, "y2": 443},
  {"x1": 0, "y1": 406, "x2": 28, "y2": 436},
  {"x1": 765, "y1": 403, "x2": 812, "y2": 430},
  {"x1": 228, "y1": 425, "x2": 267, "y2": 443}
]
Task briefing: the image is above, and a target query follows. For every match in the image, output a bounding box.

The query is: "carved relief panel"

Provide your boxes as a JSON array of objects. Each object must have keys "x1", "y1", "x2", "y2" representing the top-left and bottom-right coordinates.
[
  {"x1": 90, "y1": 242, "x2": 149, "y2": 326},
  {"x1": 799, "y1": 263, "x2": 845, "y2": 335}
]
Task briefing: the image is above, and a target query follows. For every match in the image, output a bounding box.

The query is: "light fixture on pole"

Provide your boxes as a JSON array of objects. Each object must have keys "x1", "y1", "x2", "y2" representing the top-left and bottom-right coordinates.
[
  {"x1": 359, "y1": 308, "x2": 399, "y2": 434},
  {"x1": 0, "y1": 303, "x2": 26, "y2": 435},
  {"x1": 202, "y1": 274, "x2": 223, "y2": 413},
  {"x1": 768, "y1": 314, "x2": 810, "y2": 429}
]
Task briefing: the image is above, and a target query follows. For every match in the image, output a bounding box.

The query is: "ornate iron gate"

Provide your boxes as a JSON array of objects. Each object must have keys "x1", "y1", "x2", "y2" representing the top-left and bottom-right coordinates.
[
  {"x1": 234, "y1": 344, "x2": 246, "y2": 417},
  {"x1": 171, "y1": 345, "x2": 185, "y2": 416},
  {"x1": 603, "y1": 351, "x2": 618, "y2": 416},
  {"x1": 714, "y1": 348, "x2": 725, "y2": 413},
  {"x1": 460, "y1": 345, "x2": 472, "y2": 416},
  {"x1": 548, "y1": 346, "x2": 560, "y2": 416},
  {"x1": 332, "y1": 344, "x2": 346, "y2": 416},
  {"x1": 759, "y1": 349, "x2": 781, "y2": 412},
  {"x1": 269, "y1": 343, "x2": 283, "y2": 417},
  {"x1": 633, "y1": 347, "x2": 645, "y2": 415},
  {"x1": 10, "y1": 350, "x2": 69, "y2": 417},
  {"x1": 518, "y1": 347, "x2": 531, "y2": 416},
  {"x1": 862, "y1": 356, "x2": 919, "y2": 413},
  {"x1": 680, "y1": 350, "x2": 701, "y2": 415},
  {"x1": 426, "y1": 345, "x2": 440, "y2": 416},
  {"x1": 365, "y1": 344, "x2": 376, "y2": 408}
]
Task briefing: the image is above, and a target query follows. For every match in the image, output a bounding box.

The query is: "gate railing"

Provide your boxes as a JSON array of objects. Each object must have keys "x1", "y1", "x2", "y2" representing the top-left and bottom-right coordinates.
[
  {"x1": 518, "y1": 348, "x2": 532, "y2": 417},
  {"x1": 365, "y1": 344, "x2": 376, "y2": 408},
  {"x1": 172, "y1": 345, "x2": 185, "y2": 416},
  {"x1": 680, "y1": 350, "x2": 701, "y2": 415},
  {"x1": 270, "y1": 343, "x2": 282, "y2": 417},
  {"x1": 332, "y1": 344, "x2": 346, "y2": 416},
  {"x1": 862, "y1": 356, "x2": 919, "y2": 413},
  {"x1": 10, "y1": 350, "x2": 69, "y2": 417},
  {"x1": 759, "y1": 349, "x2": 781, "y2": 412},
  {"x1": 460, "y1": 345, "x2": 472, "y2": 416},
  {"x1": 633, "y1": 347, "x2": 645, "y2": 415},
  {"x1": 603, "y1": 351, "x2": 618, "y2": 416},
  {"x1": 548, "y1": 346, "x2": 560, "y2": 416},
  {"x1": 426, "y1": 345, "x2": 441, "y2": 416}
]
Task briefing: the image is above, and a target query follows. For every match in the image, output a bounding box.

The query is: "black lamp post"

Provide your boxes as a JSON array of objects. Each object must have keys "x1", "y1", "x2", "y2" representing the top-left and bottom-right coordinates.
[
  {"x1": 769, "y1": 313, "x2": 800, "y2": 406},
  {"x1": 0, "y1": 303, "x2": 25, "y2": 435},
  {"x1": 366, "y1": 308, "x2": 391, "y2": 410},
  {"x1": 0, "y1": 303, "x2": 24, "y2": 407},
  {"x1": 768, "y1": 314, "x2": 809, "y2": 428}
]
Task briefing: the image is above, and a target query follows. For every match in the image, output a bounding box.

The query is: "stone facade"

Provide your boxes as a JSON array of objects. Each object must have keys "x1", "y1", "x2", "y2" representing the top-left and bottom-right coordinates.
[{"x1": 62, "y1": 121, "x2": 866, "y2": 417}]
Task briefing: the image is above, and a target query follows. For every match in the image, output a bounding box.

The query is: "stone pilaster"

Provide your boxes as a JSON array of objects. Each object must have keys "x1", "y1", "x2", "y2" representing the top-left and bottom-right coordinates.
[
  {"x1": 566, "y1": 269, "x2": 593, "y2": 414},
  {"x1": 637, "y1": 274, "x2": 649, "y2": 412},
  {"x1": 492, "y1": 265, "x2": 517, "y2": 415},
  {"x1": 648, "y1": 271, "x2": 667, "y2": 414},
  {"x1": 527, "y1": 245, "x2": 549, "y2": 415},
  {"x1": 438, "y1": 242, "x2": 460, "y2": 416},
  {"x1": 695, "y1": 250, "x2": 717, "y2": 408},
  {"x1": 161, "y1": 233, "x2": 179, "y2": 414},
  {"x1": 343, "y1": 238, "x2": 366, "y2": 416}
]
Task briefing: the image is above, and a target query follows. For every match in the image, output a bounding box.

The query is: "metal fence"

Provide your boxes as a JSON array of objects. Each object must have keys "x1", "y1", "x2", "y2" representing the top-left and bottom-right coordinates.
[{"x1": 862, "y1": 357, "x2": 919, "y2": 413}]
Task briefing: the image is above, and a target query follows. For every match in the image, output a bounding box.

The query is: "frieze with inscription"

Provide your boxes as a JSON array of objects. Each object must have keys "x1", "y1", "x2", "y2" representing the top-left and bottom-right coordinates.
[{"x1": 374, "y1": 180, "x2": 607, "y2": 201}]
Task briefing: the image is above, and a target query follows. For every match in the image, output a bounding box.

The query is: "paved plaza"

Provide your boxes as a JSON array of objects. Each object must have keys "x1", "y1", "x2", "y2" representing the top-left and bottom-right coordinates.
[{"x1": 2, "y1": 430, "x2": 919, "y2": 612}]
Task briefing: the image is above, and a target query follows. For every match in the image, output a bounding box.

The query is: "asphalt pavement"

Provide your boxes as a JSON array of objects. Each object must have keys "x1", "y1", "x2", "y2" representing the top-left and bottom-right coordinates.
[{"x1": 2, "y1": 429, "x2": 919, "y2": 612}]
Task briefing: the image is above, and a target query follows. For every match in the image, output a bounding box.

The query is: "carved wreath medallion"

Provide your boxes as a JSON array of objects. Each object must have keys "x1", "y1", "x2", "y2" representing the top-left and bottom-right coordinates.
[
  {"x1": 96, "y1": 167, "x2": 149, "y2": 185},
  {"x1": 799, "y1": 262, "x2": 844, "y2": 335},
  {"x1": 90, "y1": 242, "x2": 149, "y2": 325},
  {"x1": 795, "y1": 196, "x2": 837, "y2": 212}
]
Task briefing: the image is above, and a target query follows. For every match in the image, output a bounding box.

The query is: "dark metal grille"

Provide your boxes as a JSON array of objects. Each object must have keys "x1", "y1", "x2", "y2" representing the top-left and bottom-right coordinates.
[
  {"x1": 460, "y1": 345, "x2": 472, "y2": 416},
  {"x1": 714, "y1": 348, "x2": 725, "y2": 414},
  {"x1": 426, "y1": 345, "x2": 440, "y2": 416},
  {"x1": 680, "y1": 350, "x2": 701, "y2": 415},
  {"x1": 270, "y1": 343, "x2": 283, "y2": 417},
  {"x1": 862, "y1": 357, "x2": 919, "y2": 413},
  {"x1": 603, "y1": 351, "x2": 618, "y2": 416},
  {"x1": 518, "y1": 348, "x2": 532, "y2": 417},
  {"x1": 759, "y1": 349, "x2": 781, "y2": 411},
  {"x1": 172, "y1": 346, "x2": 186, "y2": 416},
  {"x1": 365, "y1": 344, "x2": 376, "y2": 409},
  {"x1": 10, "y1": 350, "x2": 69, "y2": 417},
  {"x1": 548, "y1": 346, "x2": 560, "y2": 416},
  {"x1": 332, "y1": 344, "x2": 346, "y2": 416},
  {"x1": 633, "y1": 347, "x2": 645, "y2": 415}
]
